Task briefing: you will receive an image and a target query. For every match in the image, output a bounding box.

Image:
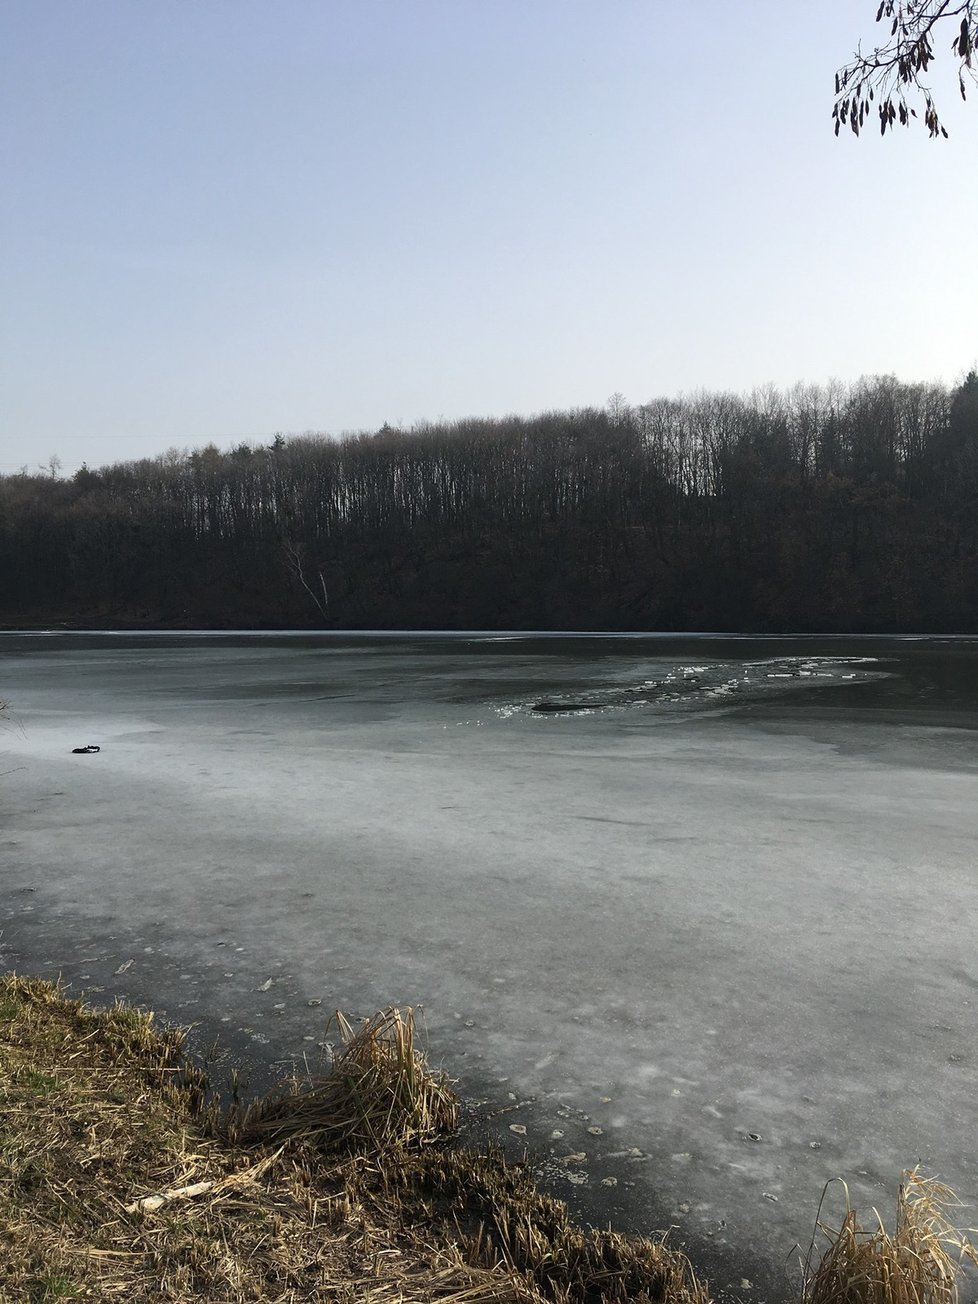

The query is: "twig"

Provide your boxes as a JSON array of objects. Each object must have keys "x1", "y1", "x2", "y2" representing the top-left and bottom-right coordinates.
[{"x1": 125, "y1": 1180, "x2": 214, "y2": 1214}]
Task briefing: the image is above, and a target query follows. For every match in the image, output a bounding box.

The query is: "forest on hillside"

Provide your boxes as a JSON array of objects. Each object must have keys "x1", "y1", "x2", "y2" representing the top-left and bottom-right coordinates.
[{"x1": 2, "y1": 373, "x2": 977, "y2": 632}]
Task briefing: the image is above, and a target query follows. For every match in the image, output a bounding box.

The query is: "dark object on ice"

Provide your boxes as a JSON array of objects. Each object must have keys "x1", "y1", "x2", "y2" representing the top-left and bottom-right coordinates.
[
  {"x1": 531, "y1": 702, "x2": 604, "y2": 714},
  {"x1": 71, "y1": 744, "x2": 101, "y2": 754}
]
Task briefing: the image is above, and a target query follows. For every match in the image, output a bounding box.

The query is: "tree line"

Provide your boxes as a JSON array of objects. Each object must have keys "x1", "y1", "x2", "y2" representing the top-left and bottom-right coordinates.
[{"x1": 2, "y1": 372, "x2": 977, "y2": 632}]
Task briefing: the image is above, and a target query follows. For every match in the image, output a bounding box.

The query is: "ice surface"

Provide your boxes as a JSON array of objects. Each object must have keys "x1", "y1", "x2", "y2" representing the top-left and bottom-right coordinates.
[{"x1": 2, "y1": 632, "x2": 977, "y2": 1301}]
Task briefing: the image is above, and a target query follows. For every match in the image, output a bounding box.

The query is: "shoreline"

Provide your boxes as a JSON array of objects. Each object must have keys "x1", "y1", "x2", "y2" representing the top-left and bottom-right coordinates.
[
  {"x1": 4, "y1": 619, "x2": 978, "y2": 637},
  {"x1": 0, "y1": 973, "x2": 721, "y2": 1304}
]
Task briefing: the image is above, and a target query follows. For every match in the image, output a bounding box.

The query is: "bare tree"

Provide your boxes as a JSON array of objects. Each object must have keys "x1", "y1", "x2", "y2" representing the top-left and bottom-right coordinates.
[
  {"x1": 37, "y1": 454, "x2": 62, "y2": 478},
  {"x1": 606, "y1": 392, "x2": 630, "y2": 428},
  {"x1": 283, "y1": 538, "x2": 329, "y2": 624},
  {"x1": 834, "y1": 1, "x2": 976, "y2": 137}
]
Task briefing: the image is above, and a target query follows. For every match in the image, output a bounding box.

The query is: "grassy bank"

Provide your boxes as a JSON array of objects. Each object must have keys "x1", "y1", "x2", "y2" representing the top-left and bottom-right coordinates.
[
  {"x1": 1, "y1": 976, "x2": 975, "y2": 1304},
  {"x1": 0, "y1": 976, "x2": 712, "y2": 1303}
]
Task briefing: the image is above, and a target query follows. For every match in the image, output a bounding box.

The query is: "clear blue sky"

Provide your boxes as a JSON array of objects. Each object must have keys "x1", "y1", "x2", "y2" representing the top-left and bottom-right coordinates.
[{"x1": 2, "y1": 1, "x2": 976, "y2": 473}]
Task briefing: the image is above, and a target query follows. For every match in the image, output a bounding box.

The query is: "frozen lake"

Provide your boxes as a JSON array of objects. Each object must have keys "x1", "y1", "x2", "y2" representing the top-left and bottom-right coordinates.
[{"x1": 2, "y1": 631, "x2": 977, "y2": 1301}]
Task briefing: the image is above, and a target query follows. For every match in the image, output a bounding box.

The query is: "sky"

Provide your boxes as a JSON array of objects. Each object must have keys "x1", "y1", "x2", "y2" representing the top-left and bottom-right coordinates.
[{"x1": 2, "y1": 0, "x2": 976, "y2": 474}]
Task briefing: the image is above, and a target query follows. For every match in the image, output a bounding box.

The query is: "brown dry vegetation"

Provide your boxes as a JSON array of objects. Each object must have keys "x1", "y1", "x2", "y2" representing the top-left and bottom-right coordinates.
[
  {"x1": 0, "y1": 975, "x2": 712, "y2": 1303},
  {"x1": 800, "y1": 1173, "x2": 978, "y2": 1304}
]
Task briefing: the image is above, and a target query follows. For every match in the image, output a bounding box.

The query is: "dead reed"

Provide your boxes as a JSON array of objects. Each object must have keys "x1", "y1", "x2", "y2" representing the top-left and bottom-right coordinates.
[
  {"x1": 396, "y1": 1145, "x2": 713, "y2": 1304},
  {"x1": 800, "y1": 1170, "x2": 978, "y2": 1304},
  {"x1": 233, "y1": 1005, "x2": 460, "y2": 1151}
]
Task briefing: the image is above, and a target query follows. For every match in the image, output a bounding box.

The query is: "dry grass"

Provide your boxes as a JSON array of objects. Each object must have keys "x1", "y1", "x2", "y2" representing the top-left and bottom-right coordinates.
[
  {"x1": 232, "y1": 1006, "x2": 459, "y2": 1152},
  {"x1": 0, "y1": 974, "x2": 715, "y2": 1304},
  {"x1": 800, "y1": 1171, "x2": 978, "y2": 1304},
  {"x1": 392, "y1": 1146, "x2": 712, "y2": 1304}
]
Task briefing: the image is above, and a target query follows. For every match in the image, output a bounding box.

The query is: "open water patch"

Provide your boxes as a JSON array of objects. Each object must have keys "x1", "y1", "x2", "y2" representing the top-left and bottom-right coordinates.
[{"x1": 508, "y1": 656, "x2": 888, "y2": 719}]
